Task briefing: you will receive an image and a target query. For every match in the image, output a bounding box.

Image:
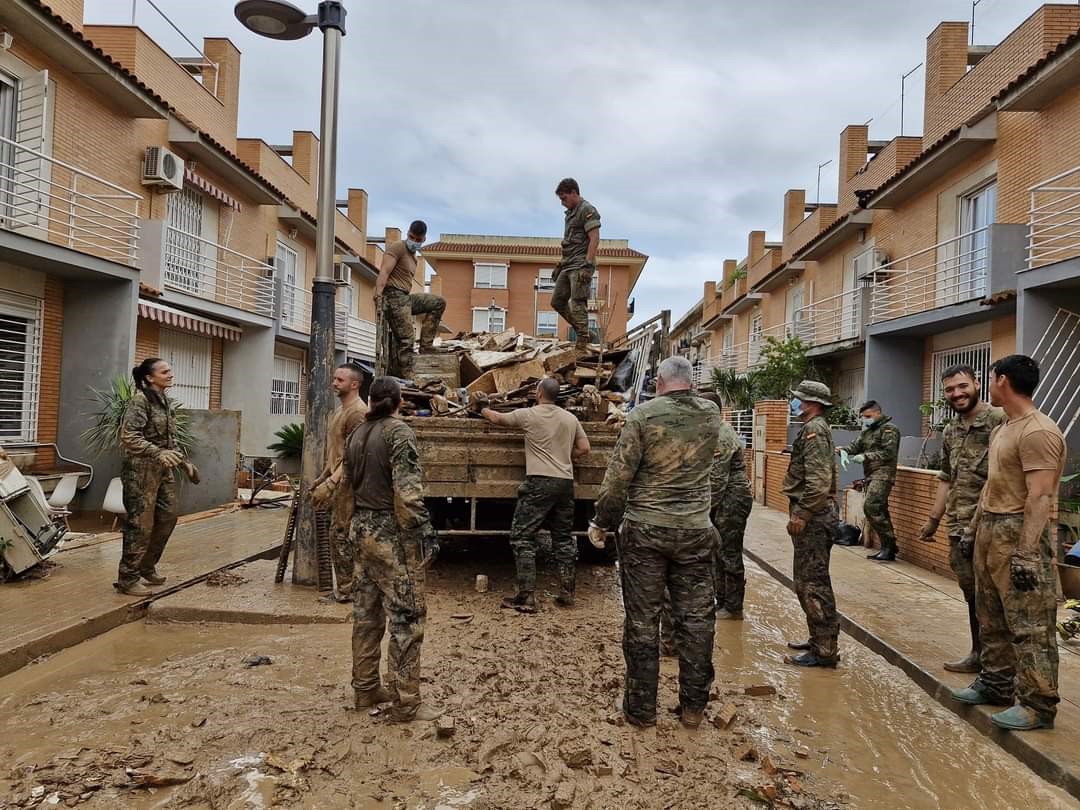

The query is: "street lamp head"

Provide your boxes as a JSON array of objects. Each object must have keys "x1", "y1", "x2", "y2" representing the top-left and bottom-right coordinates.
[{"x1": 234, "y1": 0, "x2": 316, "y2": 40}]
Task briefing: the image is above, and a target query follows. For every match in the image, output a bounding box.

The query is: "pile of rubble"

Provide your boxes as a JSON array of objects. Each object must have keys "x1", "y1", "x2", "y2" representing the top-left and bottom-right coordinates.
[{"x1": 397, "y1": 329, "x2": 634, "y2": 424}]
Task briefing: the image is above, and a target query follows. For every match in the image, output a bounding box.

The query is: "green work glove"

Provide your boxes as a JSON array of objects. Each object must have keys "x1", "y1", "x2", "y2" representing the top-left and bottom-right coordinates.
[
  {"x1": 838, "y1": 449, "x2": 850, "y2": 471},
  {"x1": 850, "y1": 453, "x2": 866, "y2": 465}
]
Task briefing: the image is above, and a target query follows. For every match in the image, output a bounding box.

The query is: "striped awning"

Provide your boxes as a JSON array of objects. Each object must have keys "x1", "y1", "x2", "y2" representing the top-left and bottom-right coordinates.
[
  {"x1": 138, "y1": 299, "x2": 242, "y2": 341},
  {"x1": 184, "y1": 168, "x2": 242, "y2": 211}
]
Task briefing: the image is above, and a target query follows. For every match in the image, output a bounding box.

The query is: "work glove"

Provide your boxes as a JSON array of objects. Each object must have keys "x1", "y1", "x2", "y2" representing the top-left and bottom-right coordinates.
[
  {"x1": 551, "y1": 264, "x2": 563, "y2": 282},
  {"x1": 838, "y1": 449, "x2": 850, "y2": 471},
  {"x1": 786, "y1": 513, "x2": 807, "y2": 538},
  {"x1": 418, "y1": 523, "x2": 440, "y2": 566},
  {"x1": 917, "y1": 515, "x2": 941, "y2": 542},
  {"x1": 957, "y1": 528, "x2": 975, "y2": 560},
  {"x1": 310, "y1": 478, "x2": 334, "y2": 506},
  {"x1": 587, "y1": 521, "x2": 607, "y2": 549},
  {"x1": 182, "y1": 461, "x2": 201, "y2": 485},
  {"x1": 158, "y1": 449, "x2": 184, "y2": 469},
  {"x1": 1010, "y1": 551, "x2": 1040, "y2": 592},
  {"x1": 850, "y1": 454, "x2": 866, "y2": 465}
]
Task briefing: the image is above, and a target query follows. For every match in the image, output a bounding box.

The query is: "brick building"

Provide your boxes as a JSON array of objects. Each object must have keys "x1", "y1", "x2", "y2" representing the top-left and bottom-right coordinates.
[{"x1": 422, "y1": 234, "x2": 647, "y2": 343}]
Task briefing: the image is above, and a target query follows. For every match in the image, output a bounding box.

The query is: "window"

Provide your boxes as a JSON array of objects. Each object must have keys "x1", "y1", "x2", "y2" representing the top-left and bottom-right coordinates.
[
  {"x1": 474, "y1": 263, "x2": 507, "y2": 289},
  {"x1": 271, "y1": 354, "x2": 302, "y2": 415},
  {"x1": 159, "y1": 328, "x2": 211, "y2": 409},
  {"x1": 749, "y1": 312, "x2": 763, "y2": 344},
  {"x1": 165, "y1": 187, "x2": 208, "y2": 294},
  {"x1": 832, "y1": 368, "x2": 865, "y2": 410},
  {"x1": 536, "y1": 311, "x2": 558, "y2": 337},
  {"x1": 0, "y1": 73, "x2": 16, "y2": 223},
  {"x1": 957, "y1": 181, "x2": 997, "y2": 300},
  {"x1": 931, "y1": 341, "x2": 991, "y2": 423},
  {"x1": 0, "y1": 291, "x2": 42, "y2": 443},
  {"x1": 276, "y1": 241, "x2": 303, "y2": 328},
  {"x1": 537, "y1": 269, "x2": 555, "y2": 292},
  {"x1": 569, "y1": 315, "x2": 601, "y2": 343},
  {"x1": 472, "y1": 307, "x2": 506, "y2": 333}
]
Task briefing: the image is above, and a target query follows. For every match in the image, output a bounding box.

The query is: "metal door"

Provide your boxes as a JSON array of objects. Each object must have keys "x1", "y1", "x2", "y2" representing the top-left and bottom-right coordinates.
[
  {"x1": 166, "y1": 187, "x2": 204, "y2": 294},
  {"x1": 753, "y1": 410, "x2": 767, "y2": 503},
  {"x1": 159, "y1": 328, "x2": 211, "y2": 409}
]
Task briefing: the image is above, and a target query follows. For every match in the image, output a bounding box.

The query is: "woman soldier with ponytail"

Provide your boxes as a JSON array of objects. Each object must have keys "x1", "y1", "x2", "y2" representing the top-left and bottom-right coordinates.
[
  {"x1": 114, "y1": 357, "x2": 197, "y2": 596},
  {"x1": 343, "y1": 377, "x2": 441, "y2": 722}
]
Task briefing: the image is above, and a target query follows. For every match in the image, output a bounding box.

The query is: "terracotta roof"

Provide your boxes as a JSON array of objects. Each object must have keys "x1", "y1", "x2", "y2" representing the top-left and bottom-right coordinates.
[
  {"x1": 992, "y1": 27, "x2": 1080, "y2": 103},
  {"x1": 788, "y1": 209, "x2": 859, "y2": 259},
  {"x1": 855, "y1": 123, "x2": 970, "y2": 208},
  {"x1": 423, "y1": 240, "x2": 647, "y2": 260},
  {"x1": 980, "y1": 289, "x2": 1017, "y2": 306}
]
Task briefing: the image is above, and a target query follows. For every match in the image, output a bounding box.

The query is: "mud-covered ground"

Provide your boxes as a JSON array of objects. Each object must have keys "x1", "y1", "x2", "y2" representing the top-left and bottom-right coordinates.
[{"x1": 1, "y1": 541, "x2": 1076, "y2": 810}]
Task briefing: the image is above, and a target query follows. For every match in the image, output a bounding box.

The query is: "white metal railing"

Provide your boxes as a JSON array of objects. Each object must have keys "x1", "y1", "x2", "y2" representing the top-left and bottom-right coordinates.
[
  {"x1": 277, "y1": 281, "x2": 312, "y2": 332},
  {"x1": 0, "y1": 135, "x2": 140, "y2": 265},
  {"x1": 1028, "y1": 165, "x2": 1080, "y2": 269},
  {"x1": 334, "y1": 304, "x2": 348, "y2": 339},
  {"x1": 798, "y1": 289, "x2": 864, "y2": 346},
  {"x1": 347, "y1": 314, "x2": 377, "y2": 359},
  {"x1": 1031, "y1": 307, "x2": 1080, "y2": 439},
  {"x1": 164, "y1": 226, "x2": 276, "y2": 316},
  {"x1": 718, "y1": 341, "x2": 748, "y2": 371},
  {"x1": 728, "y1": 409, "x2": 754, "y2": 447},
  {"x1": 870, "y1": 227, "x2": 989, "y2": 323}
]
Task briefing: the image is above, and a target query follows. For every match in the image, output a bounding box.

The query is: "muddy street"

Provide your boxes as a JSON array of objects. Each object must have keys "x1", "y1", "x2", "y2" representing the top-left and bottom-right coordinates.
[{"x1": 1, "y1": 544, "x2": 1076, "y2": 810}]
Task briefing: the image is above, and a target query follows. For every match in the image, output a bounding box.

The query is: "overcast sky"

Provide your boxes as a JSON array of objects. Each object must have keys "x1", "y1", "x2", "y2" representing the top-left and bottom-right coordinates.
[{"x1": 87, "y1": 0, "x2": 1047, "y2": 326}]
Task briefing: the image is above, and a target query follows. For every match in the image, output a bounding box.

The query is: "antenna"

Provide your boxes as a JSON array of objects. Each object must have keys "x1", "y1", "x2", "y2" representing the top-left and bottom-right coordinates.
[
  {"x1": 900, "y1": 62, "x2": 922, "y2": 136},
  {"x1": 971, "y1": 0, "x2": 983, "y2": 46},
  {"x1": 816, "y1": 159, "x2": 832, "y2": 205}
]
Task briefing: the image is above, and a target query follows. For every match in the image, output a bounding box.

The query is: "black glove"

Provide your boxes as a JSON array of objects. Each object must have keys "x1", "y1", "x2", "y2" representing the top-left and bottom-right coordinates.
[
  {"x1": 418, "y1": 524, "x2": 439, "y2": 566},
  {"x1": 1010, "y1": 552, "x2": 1039, "y2": 592},
  {"x1": 956, "y1": 528, "x2": 975, "y2": 560}
]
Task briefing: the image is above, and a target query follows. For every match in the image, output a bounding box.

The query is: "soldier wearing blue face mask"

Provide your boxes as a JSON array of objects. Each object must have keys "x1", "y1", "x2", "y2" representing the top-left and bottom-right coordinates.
[{"x1": 840, "y1": 400, "x2": 901, "y2": 562}]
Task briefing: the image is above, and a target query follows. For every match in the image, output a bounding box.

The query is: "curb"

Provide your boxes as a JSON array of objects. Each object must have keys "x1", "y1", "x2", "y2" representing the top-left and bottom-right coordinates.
[{"x1": 743, "y1": 546, "x2": 1080, "y2": 802}]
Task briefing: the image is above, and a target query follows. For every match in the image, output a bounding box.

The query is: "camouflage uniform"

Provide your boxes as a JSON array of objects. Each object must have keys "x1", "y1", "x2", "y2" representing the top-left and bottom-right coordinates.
[
  {"x1": 344, "y1": 416, "x2": 434, "y2": 718},
  {"x1": 595, "y1": 390, "x2": 720, "y2": 725},
  {"x1": 509, "y1": 476, "x2": 576, "y2": 595},
  {"x1": 712, "y1": 423, "x2": 753, "y2": 612},
  {"x1": 782, "y1": 414, "x2": 840, "y2": 660},
  {"x1": 383, "y1": 288, "x2": 446, "y2": 380},
  {"x1": 843, "y1": 415, "x2": 901, "y2": 555},
  {"x1": 116, "y1": 389, "x2": 179, "y2": 589},
  {"x1": 551, "y1": 199, "x2": 600, "y2": 344}
]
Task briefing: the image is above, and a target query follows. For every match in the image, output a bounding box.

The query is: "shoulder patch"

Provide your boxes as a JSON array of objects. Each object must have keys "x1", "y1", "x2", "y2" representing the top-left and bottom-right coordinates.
[{"x1": 805, "y1": 432, "x2": 817, "y2": 439}]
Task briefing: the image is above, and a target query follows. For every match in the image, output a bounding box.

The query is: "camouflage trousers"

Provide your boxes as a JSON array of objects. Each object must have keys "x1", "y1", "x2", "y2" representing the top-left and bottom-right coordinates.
[
  {"x1": 350, "y1": 508, "x2": 427, "y2": 716},
  {"x1": 948, "y1": 533, "x2": 977, "y2": 604},
  {"x1": 329, "y1": 488, "x2": 355, "y2": 596},
  {"x1": 973, "y1": 513, "x2": 1059, "y2": 719},
  {"x1": 509, "y1": 475, "x2": 576, "y2": 594},
  {"x1": 618, "y1": 520, "x2": 718, "y2": 724},
  {"x1": 383, "y1": 288, "x2": 446, "y2": 379},
  {"x1": 116, "y1": 459, "x2": 178, "y2": 587},
  {"x1": 550, "y1": 266, "x2": 592, "y2": 342},
  {"x1": 863, "y1": 478, "x2": 897, "y2": 554},
  {"x1": 714, "y1": 493, "x2": 753, "y2": 612},
  {"x1": 791, "y1": 502, "x2": 840, "y2": 660}
]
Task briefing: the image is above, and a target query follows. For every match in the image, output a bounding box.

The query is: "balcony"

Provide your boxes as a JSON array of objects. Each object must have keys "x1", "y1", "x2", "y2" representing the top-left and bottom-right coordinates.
[
  {"x1": 0, "y1": 135, "x2": 141, "y2": 266},
  {"x1": 798, "y1": 288, "x2": 867, "y2": 352},
  {"x1": 163, "y1": 227, "x2": 276, "y2": 317},
  {"x1": 277, "y1": 281, "x2": 312, "y2": 333},
  {"x1": 1028, "y1": 164, "x2": 1080, "y2": 270},
  {"x1": 346, "y1": 314, "x2": 377, "y2": 360}
]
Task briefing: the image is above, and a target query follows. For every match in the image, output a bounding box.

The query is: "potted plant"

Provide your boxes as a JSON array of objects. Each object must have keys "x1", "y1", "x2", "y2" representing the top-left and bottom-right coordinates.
[{"x1": 82, "y1": 375, "x2": 195, "y2": 458}]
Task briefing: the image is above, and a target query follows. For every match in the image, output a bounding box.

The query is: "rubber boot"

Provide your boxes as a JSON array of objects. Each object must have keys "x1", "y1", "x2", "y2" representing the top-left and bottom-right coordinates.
[
  {"x1": 354, "y1": 686, "x2": 394, "y2": 709},
  {"x1": 391, "y1": 702, "x2": 445, "y2": 723},
  {"x1": 945, "y1": 600, "x2": 982, "y2": 673},
  {"x1": 786, "y1": 639, "x2": 811, "y2": 651}
]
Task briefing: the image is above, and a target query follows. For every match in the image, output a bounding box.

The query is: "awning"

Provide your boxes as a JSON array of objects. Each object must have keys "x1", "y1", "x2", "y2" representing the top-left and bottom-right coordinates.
[
  {"x1": 138, "y1": 299, "x2": 242, "y2": 341},
  {"x1": 184, "y1": 168, "x2": 242, "y2": 211}
]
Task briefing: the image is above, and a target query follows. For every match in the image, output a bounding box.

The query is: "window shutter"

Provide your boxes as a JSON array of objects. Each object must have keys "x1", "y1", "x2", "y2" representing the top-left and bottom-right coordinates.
[{"x1": 11, "y1": 69, "x2": 50, "y2": 230}]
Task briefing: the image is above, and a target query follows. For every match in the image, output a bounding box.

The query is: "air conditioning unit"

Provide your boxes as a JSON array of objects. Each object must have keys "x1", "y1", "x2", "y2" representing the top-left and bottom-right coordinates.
[
  {"x1": 855, "y1": 249, "x2": 890, "y2": 282},
  {"x1": 333, "y1": 263, "x2": 350, "y2": 285},
  {"x1": 142, "y1": 146, "x2": 184, "y2": 190}
]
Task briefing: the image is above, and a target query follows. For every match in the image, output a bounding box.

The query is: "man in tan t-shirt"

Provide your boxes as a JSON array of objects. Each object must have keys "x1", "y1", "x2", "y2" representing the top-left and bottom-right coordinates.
[
  {"x1": 482, "y1": 377, "x2": 590, "y2": 612},
  {"x1": 375, "y1": 220, "x2": 446, "y2": 380},
  {"x1": 311, "y1": 363, "x2": 369, "y2": 601},
  {"x1": 950, "y1": 355, "x2": 1065, "y2": 732}
]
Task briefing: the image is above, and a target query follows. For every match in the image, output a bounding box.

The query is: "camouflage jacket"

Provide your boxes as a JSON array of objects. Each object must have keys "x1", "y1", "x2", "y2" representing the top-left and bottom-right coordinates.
[
  {"x1": 343, "y1": 417, "x2": 432, "y2": 534},
  {"x1": 594, "y1": 390, "x2": 720, "y2": 530},
  {"x1": 938, "y1": 404, "x2": 1006, "y2": 536},
  {"x1": 120, "y1": 390, "x2": 177, "y2": 462},
  {"x1": 843, "y1": 415, "x2": 901, "y2": 482},
  {"x1": 559, "y1": 199, "x2": 601, "y2": 270},
  {"x1": 782, "y1": 415, "x2": 837, "y2": 516},
  {"x1": 711, "y1": 420, "x2": 751, "y2": 506}
]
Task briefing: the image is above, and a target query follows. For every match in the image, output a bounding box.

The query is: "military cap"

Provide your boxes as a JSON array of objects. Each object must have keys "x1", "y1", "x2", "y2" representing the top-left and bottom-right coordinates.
[{"x1": 790, "y1": 380, "x2": 832, "y2": 406}]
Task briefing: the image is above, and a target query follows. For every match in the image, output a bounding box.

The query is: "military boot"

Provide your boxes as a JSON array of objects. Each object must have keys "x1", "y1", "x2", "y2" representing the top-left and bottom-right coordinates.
[
  {"x1": 391, "y1": 703, "x2": 445, "y2": 723},
  {"x1": 354, "y1": 686, "x2": 394, "y2": 709},
  {"x1": 115, "y1": 581, "x2": 154, "y2": 597},
  {"x1": 678, "y1": 706, "x2": 704, "y2": 729},
  {"x1": 574, "y1": 336, "x2": 590, "y2": 354},
  {"x1": 555, "y1": 588, "x2": 575, "y2": 608},
  {"x1": 943, "y1": 649, "x2": 981, "y2": 674},
  {"x1": 141, "y1": 569, "x2": 167, "y2": 586},
  {"x1": 501, "y1": 592, "x2": 538, "y2": 614},
  {"x1": 786, "y1": 639, "x2": 812, "y2": 651},
  {"x1": 785, "y1": 652, "x2": 838, "y2": 668}
]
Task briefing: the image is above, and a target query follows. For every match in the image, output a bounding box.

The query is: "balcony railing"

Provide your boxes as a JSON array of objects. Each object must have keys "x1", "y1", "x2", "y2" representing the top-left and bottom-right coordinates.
[
  {"x1": 1028, "y1": 164, "x2": 1080, "y2": 269},
  {"x1": 164, "y1": 227, "x2": 276, "y2": 316},
  {"x1": 798, "y1": 289, "x2": 864, "y2": 346},
  {"x1": 870, "y1": 228, "x2": 989, "y2": 323},
  {"x1": 278, "y1": 281, "x2": 312, "y2": 332},
  {"x1": 0, "y1": 135, "x2": 140, "y2": 265},
  {"x1": 347, "y1": 314, "x2": 377, "y2": 359}
]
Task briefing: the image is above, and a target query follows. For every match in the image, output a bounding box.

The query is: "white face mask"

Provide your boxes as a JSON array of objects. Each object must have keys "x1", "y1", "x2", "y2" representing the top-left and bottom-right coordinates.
[
  {"x1": 405, "y1": 239, "x2": 422, "y2": 253},
  {"x1": 861, "y1": 417, "x2": 876, "y2": 429}
]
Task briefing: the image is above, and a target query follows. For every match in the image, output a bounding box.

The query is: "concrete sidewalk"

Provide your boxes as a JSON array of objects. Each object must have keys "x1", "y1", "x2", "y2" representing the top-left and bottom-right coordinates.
[
  {"x1": 0, "y1": 505, "x2": 288, "y2": 677},
  {"x1": 744, "y1": 503, "x2": 1080, "y2": 800}
]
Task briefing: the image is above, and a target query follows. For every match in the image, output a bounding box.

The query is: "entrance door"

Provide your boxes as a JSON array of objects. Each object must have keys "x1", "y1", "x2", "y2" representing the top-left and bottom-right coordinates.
[
  {"x1": 0, "y1": 73, "x2": 17, "y2": 225},
  {"x1": 159, "y1": 328, "x2": 211, "y2": 409},
  {"x1": 166, "y1": 187, "x2": 204, "y2": 294},
  {"x1": 958, "y1": 181, "x2": 996, "y2": 301}
]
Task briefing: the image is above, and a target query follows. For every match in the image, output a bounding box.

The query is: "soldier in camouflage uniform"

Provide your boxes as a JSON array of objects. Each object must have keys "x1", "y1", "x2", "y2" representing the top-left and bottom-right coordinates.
[
  {"x1": 115, "y1": 358, "x2": 195, "y2": 597},
  {"x1": 782, "y1": 380, "x2": 840, "y2": 668},
  {"x1": 917, "y1": 364, "x2": 1005, "y2": 673},
  {"x1": 842, "y1": 400, "x2": 901, "y2": 561},
  {"x1": 343, "y1": 377, "x2": 442, "y2": 722},
  {"x1": 552, "y1": 178, "x2": 601, "y2": 351},
  {"x1": 375, "y1": 220, "x2": 445, "y2": 379},
  {"x1": 311, "y1": 364, "x2": 369, "y2": 602},
  {"x1": 593, "y1": 356, "x2": 720, "y2": 729}
]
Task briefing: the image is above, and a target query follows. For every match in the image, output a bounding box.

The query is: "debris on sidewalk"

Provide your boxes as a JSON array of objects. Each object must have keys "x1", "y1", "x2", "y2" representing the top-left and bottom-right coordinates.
[{"x1": 241, "y1": 654, "x2": 273, "y2": 668}]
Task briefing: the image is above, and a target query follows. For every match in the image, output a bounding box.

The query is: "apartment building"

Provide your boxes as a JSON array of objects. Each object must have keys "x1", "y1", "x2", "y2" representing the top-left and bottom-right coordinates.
[
  {"x1": 698, "y1": 4, "x2": 1080, "y2": 439},
  {"x1": 667, "y1": 298, "x2": 709, "y2": 383},
  {"x1": 422, "y1": 234, "x2": 648, "y2": 343},
  {"x1": 0, "y1": 0, "x2": 397, "y2": 503}
]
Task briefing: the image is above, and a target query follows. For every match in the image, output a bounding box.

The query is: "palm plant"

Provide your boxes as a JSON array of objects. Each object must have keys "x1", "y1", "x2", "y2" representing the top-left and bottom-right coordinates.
[
  {"x1": 709, "y1": 367, "x2": 758, "y2": 411},
  {"x1": 268, "y1": 423, "x2": 304, "y2": 459},
  {"x1": 81, "y1": 375, "x2": 195, "y2": 458}
]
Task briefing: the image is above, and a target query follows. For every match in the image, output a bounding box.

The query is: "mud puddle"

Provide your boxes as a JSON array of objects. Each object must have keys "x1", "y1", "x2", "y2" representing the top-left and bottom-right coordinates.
[{"x1": 0, "y1": 551, "x2": 1076, "y2": 809}]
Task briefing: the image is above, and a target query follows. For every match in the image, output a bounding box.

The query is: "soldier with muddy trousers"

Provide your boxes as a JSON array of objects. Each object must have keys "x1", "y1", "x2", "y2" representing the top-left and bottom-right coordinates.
[
  {"x1": 114, "y1": 358, "x2": 198, "y2": 597},
  {"x1": 841, "y1": 401, "x2": 901, "y2": 562},
  {"x1": 343, "y1": 377, "x2": 442, "y2": 722},
  {"x1": 592, "y1": 356, "x2": 720, "y2": 729},
  {"x1": 552, "y1": 178, "x2": 601, "y2": 352},
  {"x1": 375, "y1": 220, "x2": 446, "y2": 380},
  {"x1": 783, "y1": 381, "x2": 840, "y2": 668},
  {"x1": 918, "y1": 364, "x2": 1005, "y2": 673}
]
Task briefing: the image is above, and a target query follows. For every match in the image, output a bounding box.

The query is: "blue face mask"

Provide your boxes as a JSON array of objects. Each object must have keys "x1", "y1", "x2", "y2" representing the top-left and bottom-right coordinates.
[
  {"x1": 861, "y1": 416, "x2": 876, "y2": 429},
  {"x1": 405, "y1": 239, "x2": 422, "y2": 253},
  {"x1": 789, "y1": 398, "x2": 802, "y2": 417}
]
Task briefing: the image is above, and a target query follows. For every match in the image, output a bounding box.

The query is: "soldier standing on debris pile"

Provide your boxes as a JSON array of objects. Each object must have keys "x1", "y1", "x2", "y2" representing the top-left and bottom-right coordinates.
[
  {"x1": 782, "y1": 381, "x2": 840, "y2": 668},
  {"x1": 591, "y1": 356, "x2": 720, "y2": 729},
  {"x1": 552, "y1": 178, "x2": 601, "y2": 353},
  {"x1": 840, "y1": 400, "x2": 901, "y2": 562},
  {"x1": 951, "y1": 355, "x2": 1065, "y2": 732},
  {"x1": 375, "y1": 220, "x2": 446, "y2": 380},
  {"x1": 481, "y1": 377, "x2": 591, "y2": 613},
  {"x1": 114, "y1": 358, "x2": 199, "y2": 597},
  {"x1": 343, "y1": 377, "x2": 442, "y2": 722},
  {"x1": 917, "y1": 364, "x2": 1005, "y2": 673},
  {"x1": 310, "y1": 363, "x2": 369, "y2": 602}
]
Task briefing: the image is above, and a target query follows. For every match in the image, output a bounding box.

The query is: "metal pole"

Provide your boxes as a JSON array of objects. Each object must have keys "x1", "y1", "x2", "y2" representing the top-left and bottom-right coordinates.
[
  {"x1": 900, "y1": 63, "x2": 922, "y2": 137},
  {"x1": 294, "y1": 2, "x2": 344, "y2": 586},
  {"x1": 816, "y1": 159, "x2": 832, "y2": 205}
]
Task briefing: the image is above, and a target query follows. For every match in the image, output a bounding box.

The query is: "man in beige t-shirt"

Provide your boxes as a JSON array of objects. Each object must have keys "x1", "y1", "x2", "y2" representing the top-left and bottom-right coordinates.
[
  {"x1": 482, "y1": 377, "x2": 590, "y2": 612},
  {"x1": 950, "y1": 355, "x2": 1065, "y2": 732}
]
